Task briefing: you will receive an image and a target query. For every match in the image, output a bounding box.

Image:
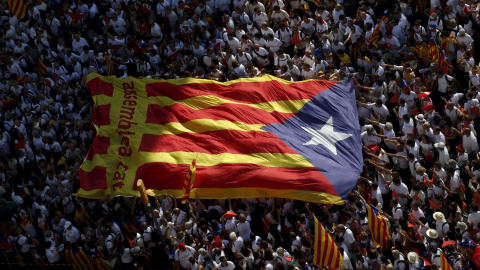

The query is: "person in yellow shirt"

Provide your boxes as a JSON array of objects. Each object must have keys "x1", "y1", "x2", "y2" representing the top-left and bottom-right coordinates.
[
  {"x1": 419, "y1": 40, "x2": 432, "y2": 66},
  {"x1": 337, "y1": 49, "x2": 352, "y2": 66}
]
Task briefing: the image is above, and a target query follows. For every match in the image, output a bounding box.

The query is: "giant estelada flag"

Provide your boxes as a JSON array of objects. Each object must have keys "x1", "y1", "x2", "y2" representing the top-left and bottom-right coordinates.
[{"x1": 77, "y1": 74, "x2": 362, "y2": 204}]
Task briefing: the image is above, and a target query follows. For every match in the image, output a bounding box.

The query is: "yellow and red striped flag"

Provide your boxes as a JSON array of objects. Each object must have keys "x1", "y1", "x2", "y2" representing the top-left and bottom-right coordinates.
[
  {"x1": 369, "y1": 16, "x2": 387, "y2": 45},
  {"x1": 440, "y1": 252, "x2": 453, "y2": 270},
  {"x1": 74, "y1": 208, "x2": 91, "y2": 226},
  {"x1": 35, "y1": 59, "x2": 47, "y2": 75},
  {"x1": 366, "y1": 203, "x2": 391, "y2": 250},
  {"x1": 65, "y1": 248, "x2": 95, "y2": 270},
  {"x1": 20, "y1": 213, "x2": 29, "y2": 227},
  {"x1": 181, "y1": 157, "x2": 197, "y2": 204},
  {"x1": 263, "y1": 213, "x2": 274, "y2": 234},
  {"x1": 313, "y1": 216, "x2": 343, "y2": 269},
  {"x1": 7, "y1": 0, "x2": 27, "y2": 19},
  {"x1": 104, "y1": 53, "x2": 115, "y2": 76},
  {"x1": 76, "y1": 74, "x2": 362, "y2": 204}
]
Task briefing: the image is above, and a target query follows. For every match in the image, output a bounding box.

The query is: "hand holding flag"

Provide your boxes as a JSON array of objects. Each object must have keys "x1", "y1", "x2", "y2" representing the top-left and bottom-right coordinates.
[{"x1": 181, "y1": 157, "x2": 197, "y2": 203}]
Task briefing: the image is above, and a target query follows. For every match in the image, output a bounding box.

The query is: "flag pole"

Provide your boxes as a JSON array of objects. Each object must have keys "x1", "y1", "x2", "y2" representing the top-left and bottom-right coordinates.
[{"x1": 137, "y1": 179, "x2": 164, "y2": 241}]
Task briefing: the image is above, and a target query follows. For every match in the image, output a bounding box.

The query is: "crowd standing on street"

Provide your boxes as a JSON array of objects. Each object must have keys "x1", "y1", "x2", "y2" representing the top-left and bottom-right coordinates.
[{"x1": 3, "y1": 0, "x2": 480, "y2": 269}]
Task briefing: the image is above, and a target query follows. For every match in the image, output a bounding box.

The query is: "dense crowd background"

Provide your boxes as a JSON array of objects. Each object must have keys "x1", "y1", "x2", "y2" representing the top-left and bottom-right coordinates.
[{"x1": 2, "y1": 0, "x2": 480, "y2": 269}]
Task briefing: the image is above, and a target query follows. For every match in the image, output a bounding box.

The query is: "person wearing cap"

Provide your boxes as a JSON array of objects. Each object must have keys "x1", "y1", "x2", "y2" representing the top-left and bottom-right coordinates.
[
  {"x1": 175, "y1": 243, "x2": 196, "y2": 270},
  {"x1": 428, "y1": 12, "x2": 443, "y2": 31},
  {"x1": 457, "y1": 29, "x2": 474, "y2": 50},
  {"x1": 63, "y1": 221, "x2": 80, "y2": 244},
  {"x1": 434, "y1": 141, "x2": 449, "y2": 168}
]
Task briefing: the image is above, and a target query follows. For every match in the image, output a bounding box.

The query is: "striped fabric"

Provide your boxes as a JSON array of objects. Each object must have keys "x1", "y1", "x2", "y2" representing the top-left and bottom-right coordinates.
[
  {"x1": 104, "y1": 53, "x2": 115, "y2": 76},
  {"x1": 35, "y1": 59, "x2": 47, "y2": 75},
  {"x1": 313, "y1": 216, "x2": 343, "y2": 269},
  {"x1": 20, "y1": 213, "x2": 29, "y2": 227},
  {"x1": 65, "y1": 248, "x2": 95, "y2": 270},
  {"x1": 181, "y1": 157, "x2": 197, "y2": 203},
  {"x1": 263, "y1": 213, "x2": 274, "y2": 235},
  {"x1": 440, "y1": 252, "x2": 453, "y2": 270},
  {"x1": 7, "y1": 0, "x2": 27, "y2": 19},
  {"x1": 369, "y1": 16, "x2": 388, "y2": 45},
  {"x1": 366, "y1": 203, "x2": 390, "y2": 250},
  {"x1": 77, "y1": 74, "x2": 358, "y2": 204}
]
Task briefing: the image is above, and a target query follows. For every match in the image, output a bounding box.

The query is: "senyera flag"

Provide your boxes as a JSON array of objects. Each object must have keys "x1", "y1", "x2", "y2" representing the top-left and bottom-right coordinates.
[
  {"x1": 76, "y1": 74, "x2": 362, "y2": 204},
  {"x1": 313, "y1": 216, "x2": 343, "y2": 269},
  {"x1": 181, "y1": 157, "x2": 197, "y2": 204}
]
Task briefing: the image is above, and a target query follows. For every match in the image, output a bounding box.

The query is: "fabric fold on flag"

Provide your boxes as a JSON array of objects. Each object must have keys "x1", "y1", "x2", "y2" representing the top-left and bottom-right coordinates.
[
  {"x1": 313, "y1": 216, "x2": 343, "y2": 269},
  {"x1": 366, "y1": 203, "x2": 391, "y2": 250},
  {"x1": 181, "y1": 157, "x2": 197, "y2": 203},
  {"x1": 7, "y1": 0, "x2": 27, "y2": 19},
  {"x1": 77, "y1": 74, "x2": 362, "y2": 204}
]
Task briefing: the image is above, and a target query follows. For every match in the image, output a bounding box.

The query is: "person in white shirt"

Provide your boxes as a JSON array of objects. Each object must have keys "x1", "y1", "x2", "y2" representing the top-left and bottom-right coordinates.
[
  {"x1": 388, "y1": 177, "x2": 410, "y2": 206},
  {"x1": 360, "y1": 126, "x2": 382, "y2": 149},
  {"x1": 45, "y1": 241, "x2": 62, "y2": 263},
  {"x1": 63, "y1": 221, "x2": 80, "y2": 244},
  {"x1": 252, "y1": 43, "x2": 270, "y2": 68},
  {"x1": 434, "y1": 142, "x2": 449, "y2": 168},
  {"x1": 462, "y1": 128, "x2": 479, "y2": 156},
  {"x1": 433, "y1": 212, "x2": 449, "y2": 238},
  {"x1": 149, "y1": 20, "x2": 163, "y2": 44},
  {"x1": 468, "y1": 204, "x2": 480, "y2": 229},
  {"x1": 175, "y1": 243, "x2": 196, "y2": 269}
]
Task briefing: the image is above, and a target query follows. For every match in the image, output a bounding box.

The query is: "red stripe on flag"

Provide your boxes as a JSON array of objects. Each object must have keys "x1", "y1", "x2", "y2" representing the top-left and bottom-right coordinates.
[
  {"x1": 91, "y1": 104, "x2": 111, "y2": 127},
  {"x1": 145, "y1": 80, "x2": 336, "y2": 102},
  {"x1": 86, "y1": 136, "x2": 110, "y2": 160},
  {"x1": 135, "y1": 162, "x2": 337, "y2": 194},
  {"x1": 313, "y1": 217, "x2": 343, "y2": 269},
  {"x1": 79, "y1": 167, "x2": 108, "y2": 191},
  {"x1": 86, "y1": 77, "x2": 114, "y2": 97},
  {"x1": 138, "y1": 131, "x2": 298, "y2": 155},
  {"x1": 145, "y1": 103, "x2": 296, "y2": 126}
]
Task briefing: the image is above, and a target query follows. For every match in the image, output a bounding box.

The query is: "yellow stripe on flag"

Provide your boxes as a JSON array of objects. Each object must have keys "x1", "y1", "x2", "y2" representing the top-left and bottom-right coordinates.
[
  {"x1": 440, "y1": 252, "x2": 453, "y2": 270},
  {"x1": 138, "y1": 152, "x2": 315, "y2": 168},
  {"x1": 145, "y1": 119, "x2": 267, "y2": 135},
  {"x1": 149, "y1": 95, "x2": 312, "y2": 114},
  {"x1": 313, "y1": 216, "x2": 343, "y2": 269},
  {"x1": 181, "y1": 157, "x2": 197, "y2": 203},
  {"x1": 7, "y1": 0, "x2": 27, "y2": 19}
]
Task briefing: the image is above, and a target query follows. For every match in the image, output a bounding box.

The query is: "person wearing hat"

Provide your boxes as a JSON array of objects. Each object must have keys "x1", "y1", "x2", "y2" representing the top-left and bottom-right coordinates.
[
  {"x1": 63, "y1": 221, "x2": 80, "y2": 244},
  {"x1": 407, "y1": 252, "x2": 424, "y2": 270},
  {"x1": 428, "y1": 12, "x2": 443, "y2": 31},
  {"x1": 434, "y1": 141, "x2": 449, "y2": 168},
  {"x1": 433, "y1": 212, "x2": 449, "y2": 239},
  {"x1": 175, "y1": 243, "x2": 196, "y2": 270},
  {"x1": 457, "y1": 29, "x2": 474, "y2": 50}
]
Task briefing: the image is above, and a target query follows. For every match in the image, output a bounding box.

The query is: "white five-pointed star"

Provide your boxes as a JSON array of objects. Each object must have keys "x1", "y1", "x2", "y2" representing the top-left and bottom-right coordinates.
[{"x1": 301, "y1": 117, "x2": 352, "y2": 155}]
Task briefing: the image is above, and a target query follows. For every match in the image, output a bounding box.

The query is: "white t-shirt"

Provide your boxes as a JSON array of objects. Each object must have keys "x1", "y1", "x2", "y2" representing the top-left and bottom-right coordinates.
[
  {"x1": 389, "y1": 183, "x2": 409, "y2": 205},
  {"x1": 437, "y1": 74, "x2": 453, "y2": 93},
  {"x1": 235, "y1": 216, "x2": 252, "y2": 241},
  {"x1": 175, "y1": 246, "x2": 196, "y2": 268}
]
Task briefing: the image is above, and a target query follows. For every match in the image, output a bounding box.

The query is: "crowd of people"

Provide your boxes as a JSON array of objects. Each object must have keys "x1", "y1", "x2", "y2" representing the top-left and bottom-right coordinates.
[{"x1": 3, "y1": 0, "x2": 480, "y2": 269}]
